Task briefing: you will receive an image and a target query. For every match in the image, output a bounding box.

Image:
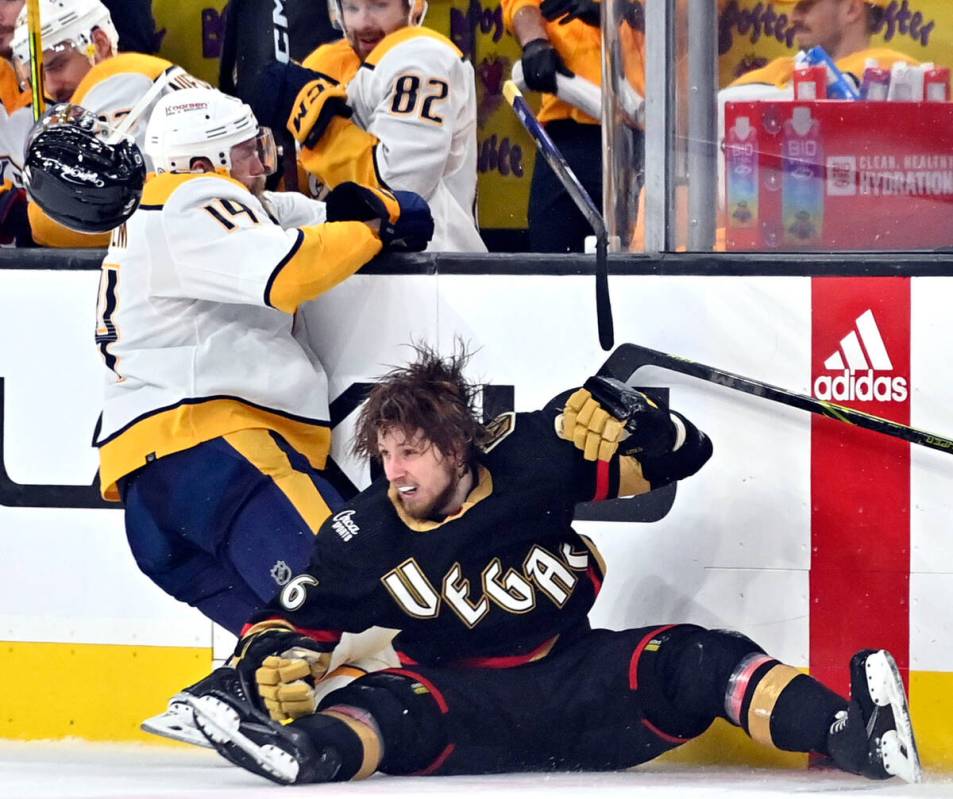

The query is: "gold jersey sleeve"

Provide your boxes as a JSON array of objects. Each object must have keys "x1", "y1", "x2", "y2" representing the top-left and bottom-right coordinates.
[
  {"x1": 501, "y1": 0, "x2": 646, "y2": 125},
  {"x1": 302, "y1": 38, "x2": 361, "y2": 84}
]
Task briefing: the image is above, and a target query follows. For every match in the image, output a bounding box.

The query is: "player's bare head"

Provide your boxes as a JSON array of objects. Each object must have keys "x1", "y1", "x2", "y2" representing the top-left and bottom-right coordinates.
[
  {"x1": 780, "y1": 0, "x2": 883, "y2": 55},
  {"x1": 329, "y1": 0, "x2": 428, "y2": 60},
  {"x1": 12, "y1": 0, "x2": 118, "y2": 100},
  {"x1": 353, "y1": 341, "x2": 484, "y2": 467}
]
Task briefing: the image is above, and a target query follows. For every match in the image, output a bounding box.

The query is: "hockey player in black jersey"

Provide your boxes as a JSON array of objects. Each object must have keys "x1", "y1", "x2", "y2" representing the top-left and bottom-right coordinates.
[{"x1": 186, "y1": 344, "x2": 922, "y2": 786}]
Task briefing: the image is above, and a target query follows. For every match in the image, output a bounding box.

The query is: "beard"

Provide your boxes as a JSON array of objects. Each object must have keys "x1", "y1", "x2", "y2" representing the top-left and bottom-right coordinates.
[
  {"x1": 402, "y1": 464, "x2": 466, "y2": 521},
  {"x1": 247, "y1": 174, "x2": 266, "y2": 197}
]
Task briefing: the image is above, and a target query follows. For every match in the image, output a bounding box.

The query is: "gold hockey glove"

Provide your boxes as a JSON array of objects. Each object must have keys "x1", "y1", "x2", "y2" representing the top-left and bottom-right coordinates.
[
  {"x1": 558, "y1": 386, "x2": 627, "y2": 461},
  {"x1": 230, "y1": 626, "x2": 332, "y2": 722},
  {"x1": 558, "y1": 376, "x2": 678, "y2": 461},
  {"x1": 256, "y1": 649, "x2": 332, "y2": 721},
  {"x1": 249, "y1": 62, "x2": 352, "y2": 149}
]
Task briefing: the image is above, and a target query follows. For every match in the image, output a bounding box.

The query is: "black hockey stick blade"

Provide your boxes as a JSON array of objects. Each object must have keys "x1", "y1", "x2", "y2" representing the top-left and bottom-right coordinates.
[
  {"x1": 504, "y1": 80, "x2": 614, "y2": 350},
  {"x1": 597, "y1": 343, "x2": 953, "y2": 455},
  {"x1": 594, "y1": 236, "x2": 614, "y2": 351}
]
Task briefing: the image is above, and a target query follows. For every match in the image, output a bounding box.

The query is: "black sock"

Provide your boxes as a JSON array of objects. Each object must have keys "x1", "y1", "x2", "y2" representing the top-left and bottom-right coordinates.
[
  {"x1": 769, "y1": 674, "x2": 848, "y2": 754},
  {"x1": 293, "y1": 711, "x2": 373, "y2": 781}
]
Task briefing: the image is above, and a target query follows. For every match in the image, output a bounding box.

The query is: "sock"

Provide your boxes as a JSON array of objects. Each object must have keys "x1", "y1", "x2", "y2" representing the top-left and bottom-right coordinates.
[
  {"x1": 293, "y1": 708, "x2": 382, "y2": 781},
  {"x1": 769, "y1": 674, "x2": 847, "y2": 754}
]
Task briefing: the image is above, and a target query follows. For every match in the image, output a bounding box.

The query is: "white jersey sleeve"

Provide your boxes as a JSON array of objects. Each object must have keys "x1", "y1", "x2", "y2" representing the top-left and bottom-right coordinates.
[
  {"x1": 157, "y1": 177, "x2": 305, "y2": 308},
  {"x1": 349, "y1": 37, "x2": 471, "y2": 200},
  {"x1": 0, "y1": 104, "x2": 34, "y2": 188},
  {"x1": 261, "y1": 189, "x2": 327, "y2": 228}
]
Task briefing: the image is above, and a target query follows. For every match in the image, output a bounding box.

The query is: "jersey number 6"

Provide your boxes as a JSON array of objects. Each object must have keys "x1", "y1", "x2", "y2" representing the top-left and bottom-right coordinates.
[{"x1": 389, "y1": 74, "x2": 449, "y2": 125}]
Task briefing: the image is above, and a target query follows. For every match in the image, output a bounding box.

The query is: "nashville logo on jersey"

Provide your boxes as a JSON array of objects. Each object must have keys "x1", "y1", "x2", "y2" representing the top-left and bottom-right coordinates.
[
  {"x1": 813, "y1": 309, "x2": 908, "y2": 403},
  {"x1": 381, "y1": 542, "x2": 590, "y2": 628}
]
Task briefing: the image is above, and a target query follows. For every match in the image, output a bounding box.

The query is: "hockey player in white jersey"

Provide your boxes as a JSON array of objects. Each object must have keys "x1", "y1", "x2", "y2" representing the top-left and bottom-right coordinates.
[
  {"x1": 250, "y1": 0, "x2": 485, "y2": 253},
  {"x1": 36, "y1": 86, "x2": 430, "y2": 741},
  {"x1": 9, "y1": 0, "x2": 207, "y2": 246},
  {"x1": 86, "y1": 84, "x2": 431, "y2": 629}
]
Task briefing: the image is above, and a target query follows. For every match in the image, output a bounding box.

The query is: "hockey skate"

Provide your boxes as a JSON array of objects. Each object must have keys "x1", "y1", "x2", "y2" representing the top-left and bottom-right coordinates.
[
  {"x1": 186, "y1": 667, "x2": 341, "y2": 785},
  {"x1": 827, "y1": 649, "x2": 922, "y2": 783},
  {"x1": 140, "y1": 672, "x2": 223, "y2": 748}
]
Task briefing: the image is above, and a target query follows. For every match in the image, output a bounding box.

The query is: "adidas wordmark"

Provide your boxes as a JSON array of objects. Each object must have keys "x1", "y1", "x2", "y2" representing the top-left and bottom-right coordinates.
[{"x1": 813, "y1": 309, "x2": 908, "y2": 403}]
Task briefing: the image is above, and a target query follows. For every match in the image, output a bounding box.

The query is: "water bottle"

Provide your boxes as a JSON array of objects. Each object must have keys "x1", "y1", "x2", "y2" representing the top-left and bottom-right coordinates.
[{"x1": 803, "y1": 46, "x2": 860, "y2": 100}]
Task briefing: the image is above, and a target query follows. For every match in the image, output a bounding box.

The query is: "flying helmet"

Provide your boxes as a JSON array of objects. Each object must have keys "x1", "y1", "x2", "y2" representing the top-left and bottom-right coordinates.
[{"x1": 23, "y1": 103, "x2": 146, "y2": 233}]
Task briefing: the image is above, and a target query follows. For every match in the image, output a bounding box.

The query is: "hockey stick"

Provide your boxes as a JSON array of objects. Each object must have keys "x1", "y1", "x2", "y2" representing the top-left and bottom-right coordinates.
[
  {"x1": 105, "y1": 67, "x2": 179, "y2": 145},
  {"x1": 26, "y1": 0, "x2": 45, "y2": 121},
  {"x1": 598, "y1": 342, "x2": 953, "y2": 455},
  {"x1": 503, "y1": 79, "x2": 614, "y2": 351}
]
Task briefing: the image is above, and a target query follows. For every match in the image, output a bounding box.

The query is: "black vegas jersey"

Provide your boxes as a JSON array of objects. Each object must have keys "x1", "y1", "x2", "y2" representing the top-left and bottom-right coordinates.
[{"x1": 250, "y1": 408, "x2": 626, "y2": 666}]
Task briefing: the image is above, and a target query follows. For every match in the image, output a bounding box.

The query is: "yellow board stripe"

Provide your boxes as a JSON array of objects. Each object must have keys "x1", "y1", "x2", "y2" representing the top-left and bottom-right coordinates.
[
  {"x1": 911, "y1": 670, "x2": 953, "y2": 769},
  {"x1": 0, "y1": 641, "x2": 211, "y2": 742},
  {"x1": 1, "y1": 644, "x2": 951, "y2": 771},
  {"x1": 223, "y1": 429, "x2": 333, "y2": 534}
]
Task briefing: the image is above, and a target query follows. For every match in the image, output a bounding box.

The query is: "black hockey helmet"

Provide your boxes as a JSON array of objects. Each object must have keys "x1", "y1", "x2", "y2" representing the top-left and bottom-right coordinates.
[{"x1": 23, "y1": 104, "x2": 147, "y2": 234}]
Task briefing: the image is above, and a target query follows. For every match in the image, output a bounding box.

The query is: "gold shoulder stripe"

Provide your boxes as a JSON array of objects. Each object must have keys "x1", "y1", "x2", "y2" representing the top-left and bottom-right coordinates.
[
  {"x1": 303, "y1": 38, "x2": 361, "y2": 83},
  {"x1": 72, "y1": 53, "x2": 174, "y2": 104},
  {"x1": 364, "y1": 26, "x2": 462, "y2": 68},
  {"x1": 139, "y1": 172, "x2": 248, "y2": 209}
]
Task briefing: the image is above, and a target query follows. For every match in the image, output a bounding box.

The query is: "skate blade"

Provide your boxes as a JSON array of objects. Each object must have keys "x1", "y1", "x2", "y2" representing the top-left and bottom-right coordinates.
[
  {"x1": 866, "y1": 650, "x2": 922, "y2": 784},
  {"x1": 186, "y1": 695, "x2": 300, "y2": 784},
  {"x1": 141, "y1": 704, "x2": 213, "y2": 749}
]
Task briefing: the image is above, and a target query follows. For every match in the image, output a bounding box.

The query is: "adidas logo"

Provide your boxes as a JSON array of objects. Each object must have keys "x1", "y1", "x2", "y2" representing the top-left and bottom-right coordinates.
[
  {"x1": 813, "y1": 309, "x2": 908, "y2": 403},
  {"x1": 829, "y1": 709, "x2": 849, "y2": 735}
]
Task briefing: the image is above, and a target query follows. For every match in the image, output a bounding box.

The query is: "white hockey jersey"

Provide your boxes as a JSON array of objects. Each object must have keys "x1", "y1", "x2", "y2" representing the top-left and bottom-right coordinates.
[
  {"x1": 94, "y1": 172, "x2": 383, "y2": 500},
  {"x1": 0, "y1": 103, "x2": 33, "y2": 188},
  {"x1": 302, "y1": 28, "x2": 485, "y2": 253}
]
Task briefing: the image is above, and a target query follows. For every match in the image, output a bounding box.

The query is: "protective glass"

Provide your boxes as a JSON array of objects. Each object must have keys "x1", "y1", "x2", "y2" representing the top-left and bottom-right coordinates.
[{"x1": 228, "y1": 127, "x2": 278, "y2": 179}]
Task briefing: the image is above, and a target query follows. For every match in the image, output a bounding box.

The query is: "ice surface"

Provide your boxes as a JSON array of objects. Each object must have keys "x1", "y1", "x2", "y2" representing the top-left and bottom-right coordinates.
[{"x1": 1, "y1": 741, "x2": 950, "y2": 799}]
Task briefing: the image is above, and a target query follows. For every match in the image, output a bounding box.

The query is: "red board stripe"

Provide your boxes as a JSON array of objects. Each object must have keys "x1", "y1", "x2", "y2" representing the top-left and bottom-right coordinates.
[{"x1": 810, "y1": 277, "x2": 910, "y2": 699}]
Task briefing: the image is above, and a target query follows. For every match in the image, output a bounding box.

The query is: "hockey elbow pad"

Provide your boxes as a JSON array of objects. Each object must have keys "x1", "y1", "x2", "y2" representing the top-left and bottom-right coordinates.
[
  {"x1": 557, "y1": 375, "x2": 681, "y2": 461},
  {"x1": 639, "y1": 410, "x2": 713, "y2": 487},
  {"x1": 325, "y1": 182, "x2": 434, "y2": 252},
  {"x1": 231, "y1": 629, "x2": 333, "y2": 722},
  {"x1": 249, "y1": 62, "x2": 352, "y2": 148}
]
